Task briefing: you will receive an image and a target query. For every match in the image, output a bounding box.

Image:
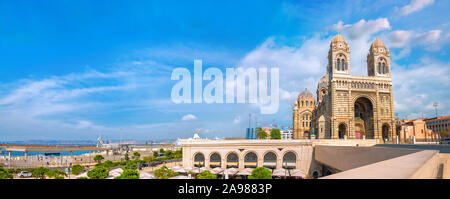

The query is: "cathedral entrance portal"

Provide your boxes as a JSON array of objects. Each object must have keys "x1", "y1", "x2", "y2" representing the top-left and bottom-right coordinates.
[
  {"x1": 304, "y1": 131, "x2": 310, "y2": 139},
  {"x1": 354, "y1": 97, "x2": 374, "y2": 139},
  {"x1": 338, "y1": 123, "x2": 346, "y2": 139},
  {"x1": 382, "y1": 124, "x2": 390, "y2": 142}
]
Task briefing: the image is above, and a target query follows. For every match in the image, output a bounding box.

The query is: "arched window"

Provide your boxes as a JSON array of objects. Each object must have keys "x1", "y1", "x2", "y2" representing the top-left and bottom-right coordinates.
[
  {"x1": 301, "y1": 101, "x2": 304, "y2": 106},
  {"x1": 263, "y1": 152, "x2": 277, "y2": 169},
  {"x1": 337, "y1": 59, "x2": 340, "y2": 71},
  {"x1": 226, "y1": 152, "x2": 239, "y2": 168},
  {"x1": 194, "y1": 153, "x2": 205, "y2": 167},
  {"x1": 244, "y1": 152, "x2": 258, "y2": 168},
  {"x1": 302, "y1": 122, "x2": 305, "y2": 127},
  {"x1": 382, "y1": 63, "x2": 385, "y2": 74},
  {"x1": 378, "y1": 63, "x2": 381, "y2": 74},
  {"x1": 282, "y1": 152, "x2": 297, "y2": 169},
  {"x1": 342, "y1": 60, "x2": 346, "y2": 71},
  {"x1": 209, "y1": 153, "x2": 221, "y2": 168}
]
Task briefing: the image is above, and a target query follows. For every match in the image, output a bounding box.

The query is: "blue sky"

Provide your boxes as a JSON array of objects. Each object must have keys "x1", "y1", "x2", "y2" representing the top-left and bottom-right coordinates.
[{"x1": 0, "y1": 0, "x2": 449, "y2": 141}]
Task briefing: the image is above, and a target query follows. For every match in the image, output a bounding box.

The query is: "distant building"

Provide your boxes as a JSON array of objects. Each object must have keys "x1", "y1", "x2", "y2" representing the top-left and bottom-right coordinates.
[
  {"x1": 245, "y1": 128, "x2": 256, "y2": 139},
  {"x1": 399, "y1": 118, "x2": 436, "y2": 142},
  {"x1": 293, "y1": 88, "x2": 315, "y2": 139},
  {"x1": 281, "y1": 130, "x2": 293, "y2": 140},
  {"x1": 425, "y1": 116, "x2": 450, "y2": 139}
]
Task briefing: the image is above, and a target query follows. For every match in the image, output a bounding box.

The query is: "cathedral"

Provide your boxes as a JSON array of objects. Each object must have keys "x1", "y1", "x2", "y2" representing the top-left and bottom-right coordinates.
[{"x1": 293, "y1": 33, "x2": 395, "y2": 141}]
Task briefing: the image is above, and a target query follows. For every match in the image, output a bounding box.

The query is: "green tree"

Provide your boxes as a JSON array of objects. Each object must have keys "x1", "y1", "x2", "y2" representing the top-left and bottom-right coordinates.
[
  {"x1": 124, "y1": 153, "x2": 130, "y2": 161},
  {"x1": 87, "y1": 166, "x2": 109, "y2": 179},
  {"x1": 71, "y1": 164, "x2": 85, "y2": 175},
  {"x1": 124, "y1": 161, "x2": 138, "y2": 170},
  {"x1": 257, "y1": 129, "x2": 268, "y2": 139},
  {"x1": 133, "y1": 152, "x2": 141, "y2": 160},
  {"x1": 143, "y1": 156, "x2": 155, "y2": 163},
  {"x1": 159, "y1": 148, "x2": 165, "y2": 154},
  {"x1": 46, "y1": 169, "x2": 67, "y2": 179},
  {"x1": 33, "y1": 167, "x2": 50, "y2": 179},
  {"x1": 270, "y1": 129, "x2": 281, "y2": 139},
  {"x1": 0, "y1": 166, "x2": 13, "y2": 179},
  {"x1": 154, "y1": 166, "x2": 178, "y2": 179},
  {"x1": 153, "y1": 151, "x2": 159, "y2": 157},
  {"x1": 165, "y1": 150, "x2": 173, "y2": 159},
  {"x1": 115, "y1": 169, "x2": 140, "y2": 179},
  {"x1": 93, "y1": 155, "x2": 105, "y2": 164},
  {"x1": 248, "y1": 167, "x2": 272, "y2": 179},
  {"x1": 197, "y1": 170, "x2": 217, "y2": 179},
  {"x1": 102, "y1": 160, "x2": 115, "y2": 170},
  {"x1": 173, "y1": 149, "x2": 182, "y2": 159}
]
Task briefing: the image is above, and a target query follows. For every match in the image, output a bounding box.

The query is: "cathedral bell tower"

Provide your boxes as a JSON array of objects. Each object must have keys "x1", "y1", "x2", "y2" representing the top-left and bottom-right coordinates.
[
  {"x1": 327, "y1": 32, "x2": 351, "y2": 79},
  {"x1": 367, "y1": 37, "x2": 391, "y2": 77}
]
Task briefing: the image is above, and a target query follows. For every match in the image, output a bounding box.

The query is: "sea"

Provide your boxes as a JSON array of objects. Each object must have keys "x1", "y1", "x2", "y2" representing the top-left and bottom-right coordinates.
[{"x1": 0, "y1": 148, "x2": 97, "y2": 157}]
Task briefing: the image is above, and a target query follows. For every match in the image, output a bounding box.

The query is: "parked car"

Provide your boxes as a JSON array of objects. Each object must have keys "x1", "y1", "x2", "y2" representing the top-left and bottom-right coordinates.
[
  {"x1": 17, "y1": 171, "x2": 33, "y2": 178},
  {"x1": 139, "y1": 163, "x2": 148, "y2": 167},
  {"x1": 439, "y1": 138, "x2": 450, "y2": 145},
  {"x1": 149, "y1": 161, "x2": 162, "y2": 167}
]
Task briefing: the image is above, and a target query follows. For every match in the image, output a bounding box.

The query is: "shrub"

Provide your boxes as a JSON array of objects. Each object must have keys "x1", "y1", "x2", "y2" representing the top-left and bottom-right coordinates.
[
  {"x1": 46, "y1": 169, "x2": 67, "y2": 179},
  {"x1": 154, "y1": 166, "x2": 178, "y2": 179},
  {"x1": 77, "y1": 177, "x2": 88, "y2": 179},
  {"x1": 0, "y1": 166, "x2": 13, "y2": 179},
  {"x1": 102, "y1": 160, "x2": 116, "y2": 170},
  {"x1": 248, "y1": 167, "x2": 272, "y2": 179},
  {"x1": 71, "y1": 164, "x2": 85, "y2": 175},
  {"x1": 115, "y1": 169, "x2": 140, "y2": 179},
  {"x1": 123, "y1": 161, "x2": 138, "y2": 170},
  {"x1": 87, "y1": 166, "x2": 109, "y2": 179},
  {"x1": 197, "y1": 170, "x2": 217, "y2": 179},
  {"x1": 33, "y1": 167, "x2": 50, "y2": 179}
]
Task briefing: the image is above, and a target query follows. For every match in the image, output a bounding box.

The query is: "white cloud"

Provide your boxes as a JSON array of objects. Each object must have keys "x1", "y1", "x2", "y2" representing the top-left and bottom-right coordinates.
[
  {"x1": 182, "y1": 114, "x2": 197, "y2": 121},
  {"x1": 391, "y1": 57, "x2": 450, "y2": 119},
  {"x1": 387, "y1": 30, "x2": 413, "y2": 47},
  {"x1": 343, "y1": 18, "x2": 391, "y2": 40},
  {"x1": 233, "y1": 116, "x2": 241, "y2": 124},
  {"x1": 399, "y1": 0, "x2": 434, "y2": 16},
  {"x1": 386, "y1": 29, "x2": 445, "y2": 55}
]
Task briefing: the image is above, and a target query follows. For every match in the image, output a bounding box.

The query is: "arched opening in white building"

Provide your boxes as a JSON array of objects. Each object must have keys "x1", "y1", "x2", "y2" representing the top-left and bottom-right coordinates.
[
  {"x1": 282, "y1": 152, "x2": 296, "y2": 169},
  {"x1": 209, "y1": 153, "x2": 221, "y2": 168},
  {"x1": 263, "y1": 152, "x2": 277, "y2": 169},
  {"x1": 226, "y1": 152, "x2": 239, "y2": 168},
  {"x1": 193, "y1": 153, "x2": 205, "y2": 167},
  {"x1": 244, "y1": 152, "x2": 258, "y2": 168}
]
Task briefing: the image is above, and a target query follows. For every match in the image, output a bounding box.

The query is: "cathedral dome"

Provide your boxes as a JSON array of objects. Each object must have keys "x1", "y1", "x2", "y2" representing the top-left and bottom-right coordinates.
[
  {"x1": 318, "y1": 74, "x2": 328, "y2": 86},
  {"x1": 331, "y1": 34, "x2": 346, "y2": 43},
  {"x1": 297, "y1": 88, "x2": 314, "y2": 100},
  {"x1": 370, "y1": 38, "x2": 385, "y2": 48}
]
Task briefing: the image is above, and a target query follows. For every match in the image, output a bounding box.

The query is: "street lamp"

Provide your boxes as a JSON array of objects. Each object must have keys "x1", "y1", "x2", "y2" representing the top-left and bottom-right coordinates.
[{"x1": 433, "y1": 102, "x2": 439, "y2": 118}]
